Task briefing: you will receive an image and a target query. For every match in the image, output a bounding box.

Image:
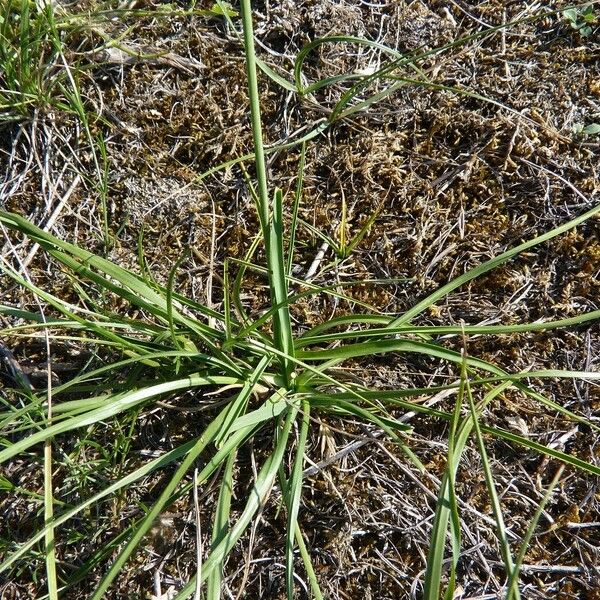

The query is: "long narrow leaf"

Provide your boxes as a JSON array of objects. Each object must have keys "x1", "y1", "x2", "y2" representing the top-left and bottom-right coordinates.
[
  {"x1": 388, "y1": 203, "x2": 600, "y2": 328},
  {"x1": 0, "y1": 375, "x2": 233, "y2": 464},
  {"x1": 206, "y1": 452, "x2": 236, "y2": 600},
  {"x1": 269, "y1": 189, "x2": 295, "y2": 383},
  {"x1": 91, "y1": 407, "x2": 263, "y2": 599},
  {"x1": 423, "y1": 381, "x2": 512, "y2": 599},
  {"x1": 285, "y1": 400, "x2": 310, "y2": 598},
  {"x1": 171, "y1": 405, "x2": 298, "y2": 599}
]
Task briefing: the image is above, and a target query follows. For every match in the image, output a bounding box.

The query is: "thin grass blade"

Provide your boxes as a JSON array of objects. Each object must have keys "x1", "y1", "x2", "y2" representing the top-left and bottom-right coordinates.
[{"x1": 285, "y1": 400, "x2": 310, "y2": 598}]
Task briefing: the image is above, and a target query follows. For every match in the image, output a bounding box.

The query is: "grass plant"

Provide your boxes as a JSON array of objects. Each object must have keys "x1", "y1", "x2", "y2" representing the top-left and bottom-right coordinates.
[{"x1": 1, "y1": 1, "x2": 599, "y2": 599}]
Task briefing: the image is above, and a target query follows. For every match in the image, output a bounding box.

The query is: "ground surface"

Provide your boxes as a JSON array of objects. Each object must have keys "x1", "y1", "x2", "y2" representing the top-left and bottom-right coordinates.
[{"x1": 1, "y1": 1, "x2": 599, "y2": 599}]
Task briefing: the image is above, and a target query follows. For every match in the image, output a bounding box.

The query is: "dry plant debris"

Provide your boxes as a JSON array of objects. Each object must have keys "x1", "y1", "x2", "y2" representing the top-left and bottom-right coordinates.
[{"x1": 0, "y1": 1, "x2": 599, "y2": 599}]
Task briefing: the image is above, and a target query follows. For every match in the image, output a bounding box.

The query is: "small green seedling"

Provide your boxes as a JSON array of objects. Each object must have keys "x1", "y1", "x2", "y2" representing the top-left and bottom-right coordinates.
[
  {"x1": 573, "y1": 122, "x2": 600, "y2": 136},
  {"x1": 299, "y1": 205, "x2": 381, "y2": 261},
  {"x1": 563, "y1": 5, "x2": 597, "y2": 37}
]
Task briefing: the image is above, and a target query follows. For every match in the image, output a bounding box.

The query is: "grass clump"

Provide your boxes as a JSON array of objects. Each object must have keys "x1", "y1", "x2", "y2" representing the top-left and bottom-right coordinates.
[
  {"x1": 1, "y1": 2, "x2": 599, "y2": 599},
  {"x1": 0, "y1": 0, "x2": 88, "y2": 124},
  {"x1": 0, "y1": 0, "x2": 55, "y2": 122}
]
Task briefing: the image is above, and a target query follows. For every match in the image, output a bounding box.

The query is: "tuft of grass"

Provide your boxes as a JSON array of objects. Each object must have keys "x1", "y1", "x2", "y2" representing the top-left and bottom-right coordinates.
[
  {"x1": 0, "y1": 2, "x2": 599, "y2": 599},
  {"x1": 0, "y1": 0, "x2": 86, "y2": 124},
  {"x1": 0, "y1": 0, "x2": 49, "y2": 122}
]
